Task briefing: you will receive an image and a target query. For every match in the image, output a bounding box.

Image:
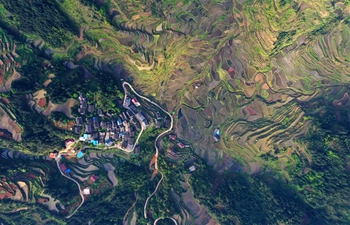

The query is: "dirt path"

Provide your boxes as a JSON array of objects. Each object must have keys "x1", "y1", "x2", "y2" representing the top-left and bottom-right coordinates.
[
  {"x1": 55, "y1": 152, "x2": 84, "y2": 219},
  {"x1": 123, "y1": 192, "x2": 138, "y2": 225}
]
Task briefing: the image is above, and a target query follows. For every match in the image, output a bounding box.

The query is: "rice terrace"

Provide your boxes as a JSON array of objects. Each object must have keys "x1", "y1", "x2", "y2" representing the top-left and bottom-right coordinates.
[{"x1": 0, "y1": 0, "x2": 350, "y2": 224}]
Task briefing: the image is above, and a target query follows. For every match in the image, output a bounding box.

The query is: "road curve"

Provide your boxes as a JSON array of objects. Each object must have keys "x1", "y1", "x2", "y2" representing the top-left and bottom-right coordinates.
[
  {"x1": 55, "y1": 155, "x2": 84, "y2": 219},
  {"x1": 119, "y1": 83, "x2": 175, "y2": 220},
  {"x1": 153, "y1": 217, "x2": 178, "y2": 225}
]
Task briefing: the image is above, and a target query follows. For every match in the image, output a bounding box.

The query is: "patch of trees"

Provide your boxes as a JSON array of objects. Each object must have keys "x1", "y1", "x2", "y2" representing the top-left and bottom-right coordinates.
[{"x1": 2, "y1": 0, "x2": 79, "y2": 47}]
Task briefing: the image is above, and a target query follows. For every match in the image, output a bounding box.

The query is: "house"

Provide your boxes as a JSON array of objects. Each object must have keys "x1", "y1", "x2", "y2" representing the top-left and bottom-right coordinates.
[
  {"x1": 130, "y1": 105, "x2": 137, "y2": 112},
  {"x1": 60, "y1": 163, "x2": 67, "y2": 171},
  {"x1": 177, "y1": 142, "x2": 185, "y2": 149},
  {"x1": 88, "y1": 104, "x2": 95, "y2": 113},
  {"x1": 81, "y1": 100, "x2": 87, "y2": 108},
  {"x1": 90, "y1": 174, "x2": 99, "y2": 183},
  {"x1": 126, "y1": 110, "x2": 134, "y2": 118},
  {"x1": 91, "y1": 140, "x2": 99, "y2": 146},
  {"x1": 117, "y1": 118, "x2": 123, "y2": 126},
  {"x1": 214, "y1": 128, "x2": 220, "y2": 142},
  {"x1": 106, "y1": 122, "x2": 112, "y2": 130},
  {"x1": 130, "y1": 131, "x2": 135, "y2": 138},
  {"x1": 136, "y1": 112, "x2": 146, "y2": 121},
  {"x1": 121, "y1": 141, "x2": 128, "y2": 148},
  {"x1": 100, "y1": 121, "x2": 107, "y2": 129},
  {"x1": 75, "y1": 117, "x2": 83, "y2": 126},
  {"x1": 142, "y1": 119, "x2": 149, "y2": 128},
  {"x1": 98, "y1": 109, "x2": 103, "y2": 117},
  {"x1": 79, "y1": 93, "x2": 86, "y2": 101},
  {"x1": 78, "y1": 107, "x2": 86, "y2": 115},
  {"x1": 99, "y1": 132, "x2": 106, "y2": 139},
  {"x1": 123, "y1": 112, "x2": 128, "y2": 120},
  {"x1": 77, "y1": 151, "x2": 84, "y2": 159},
  {"x1": 119, "y1": 113, "x2": 126, "y2": 121},
  {"x1": 113, "y1": 132, "x2": 119, "y2": 140},
  {"x1": 99, "y1": 137, "x2": 105, "y2": 144},
  {"x1": 83, "y1": 188, "x2": 90, "y2": 195},
  {"x1": 86, "y1": 117, "x2": 93, "y2": 125},
  {"x1": 85, "y1": 124, "x2": 92, "y2": 133},
  {"x1": 74, "y1": 126, "x2": 82, "y2": 134},
  {"x1": 164, "y1": 118, "x2": 170, "y2": 128},
  {"x1": 93, "y1": 117, "x2": 99, "y2": 129},
  {"x1": 105, "y1": 138, "x2": 114, "y2": 147},
  {"x1": 156, "y1": 120, "x2": 162, "y2": 128},
  {"x1": 189, "y1": 165, "x2": 196, "y2": 172},
  {"x1": 169, "y1": 134, "x2": 176, "y2": 141},
  {"x1": 125, "y1": 96, "x2": 131, "y2": 106},
  {"x1": 65, "y1": 139, "x2": 74, "y2": 147},
  {"x1": 156, "y1": 111, "x2": 162, "y2": 120},
  {"x1": 135, "y1": 145, "x2": 140, "y2": 155},
  {"x1": 49, "y1": 153, "x2": 57, "y2": 159},
  {"x1": 132, "y1": 97, "x2": 141, "y2": 107}
]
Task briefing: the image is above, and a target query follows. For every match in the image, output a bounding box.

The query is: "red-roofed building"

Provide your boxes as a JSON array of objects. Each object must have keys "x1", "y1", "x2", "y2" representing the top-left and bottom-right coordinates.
[
  {"x1": 177, "y1": 142, "x2": 185, "y2": 149},
  {"x1": 65, "y1": 139, "x2": 75, "y2": 147},
  {"x1": 132, "y1": 97, "x2": 141, "y2": 107},
  {"x1": 49, "y1": 153, "x2": 57, "y2": 159},
  {"x1": 90, "y1": 174, "x2": 99, "y2": 183},
  {"x1": 60, "y1": 163, "x2": 67, "y2": 171},
  {"x1": 169, "y1": 134, "x2": 176, "y2": 141}
]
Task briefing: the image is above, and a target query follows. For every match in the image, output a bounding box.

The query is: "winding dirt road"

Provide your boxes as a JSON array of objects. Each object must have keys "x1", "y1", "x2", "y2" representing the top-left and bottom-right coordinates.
[
  {"x1": 55, "y1": 154, "x2": 84, "y2": 219},
  {"x1": 120, "y1": 82, "x2": 175, "y2": 219}
]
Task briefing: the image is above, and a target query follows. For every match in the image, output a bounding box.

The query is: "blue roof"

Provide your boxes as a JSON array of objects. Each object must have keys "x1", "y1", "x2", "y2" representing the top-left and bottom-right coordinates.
[
  {"x1": 77, "y1": 152, "x2": 84, "y2": 158},
  {"x1": 92, "y1": 140, "x2": 99, "y2": 146},
  {"x1": 92, "y1": 117, "x2": 97, "y2": 120},
  {"x1": 66, "y1": 169, "x2": 71, "y2": 173},
  {"x1": 83, "y1": 134, "x2": 88, "y2": 139},
  {"x1": 214, "y1": 129, "x2": 220, "y2": 136}
]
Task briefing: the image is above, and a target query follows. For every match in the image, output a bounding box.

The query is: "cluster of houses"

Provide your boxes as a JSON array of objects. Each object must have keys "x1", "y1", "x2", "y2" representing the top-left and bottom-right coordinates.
[
  {"x1": 169, "y1": 134, "x2": 188, "y2": 149},
  {"x1": 73, "y1": 93, "x2": 141, "y2": 150}
]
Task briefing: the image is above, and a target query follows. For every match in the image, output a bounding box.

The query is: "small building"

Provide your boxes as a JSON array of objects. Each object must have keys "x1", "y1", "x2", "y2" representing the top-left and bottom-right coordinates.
[
  {"x1": 49, "y1": 153, "x2": 57, "y2": 159},
  {"x1": 164, "y1": 118, "x2": 170, "y2": 128},
  {"x1": 125, "y1": 96, "x2": 131, "y2": 106},
  {"x1": 90, "y1": 174, "x2": 99, "y2": 183},
  {"x1": 135, "y1": 145, "x2": 140, "y2": 155},
  {"x1": 156, "y1": 120, "x2": 162, "y2": 128},
  {"x1": 189, "y1": 165, "x2": 196, "y2": 172},
  {"x1": 75, "y1": 117, "x2": 83, "y2": 126},
  {"x1": 83, "y1": 188, "x2": 90, "y2": 195},
  {"x1": 100, "y1": 122, "x2": 107, "y2": 129},
  {"x1": 177, "y1": 142, "x2": 185, "y2": 149},
  {"x1": 81, "y1": 100, "x2": 87, "y2": 108},
  {"x1": 65, "y1": 168, "x2": 71, "y2": 173},
  {"x1": 77, "y1": 151, "x2": 85, "y2": 159},
  {"x1": 214, "y1": 128, "x2": 220, "y2": 142},
  {"x1": 79, "y1": 93, "x2": 86, "y2": 101},
  {"x1": 126, "y1": 110, "x2": 134, "y2": 118},
  {"x1": 130, "y1": 105, "x2": 137, "y2": 112},
  {"x1": 88, "y1": 104, "x2": 95, "y2": 113},
  {"x1": 85, "y1": 124, "x2": 92, "y2": 133},
  {"x1": 132, "y1": 97, "x2": 141, "y2": 107},
  {"x1": 86, "y1": 117, "x2": 92, "y2": 125},
  {"x1": 60, "y1": 163, "x2": 67, "y2": 171},
  {"x1": 93, "y1": 117, "x2": 99, "y2": 129},
  {"x1": 65, "y1": 139, "x2": 74, "y2": 147},
  {"x1": 74, "y1": 126, "x2": 82, "y2": 134},
  {"x1": 78, "y1": 107, "x2": 86, "y2": 115},
  {"x1": 136, "y1": 112, "x2": 146, "y2": 121},
  {"x1": 156, "y1": 111, "x2": 162, "y2": 120},
  {"x1": 169, "y1": 134, "x2": 176, "y2": 141},
  {"x1": 105, "y1": 138, "x2": 114, "y2": 147},
  {"x1": 98, "y1": 109, "x2": 103, "y2": 117},
  {"x1": 142, "y1": 119, "x2": 149, "y2": 128},
  {"x1": 91, "y1": 140, "x2": 99, "y2": 146},
  {"x1": 121, "y1": 141, "x2": 128, "y2": 148},
  {"x1": 117, "y1": 118, "x2": 123, "y2": 126}
]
